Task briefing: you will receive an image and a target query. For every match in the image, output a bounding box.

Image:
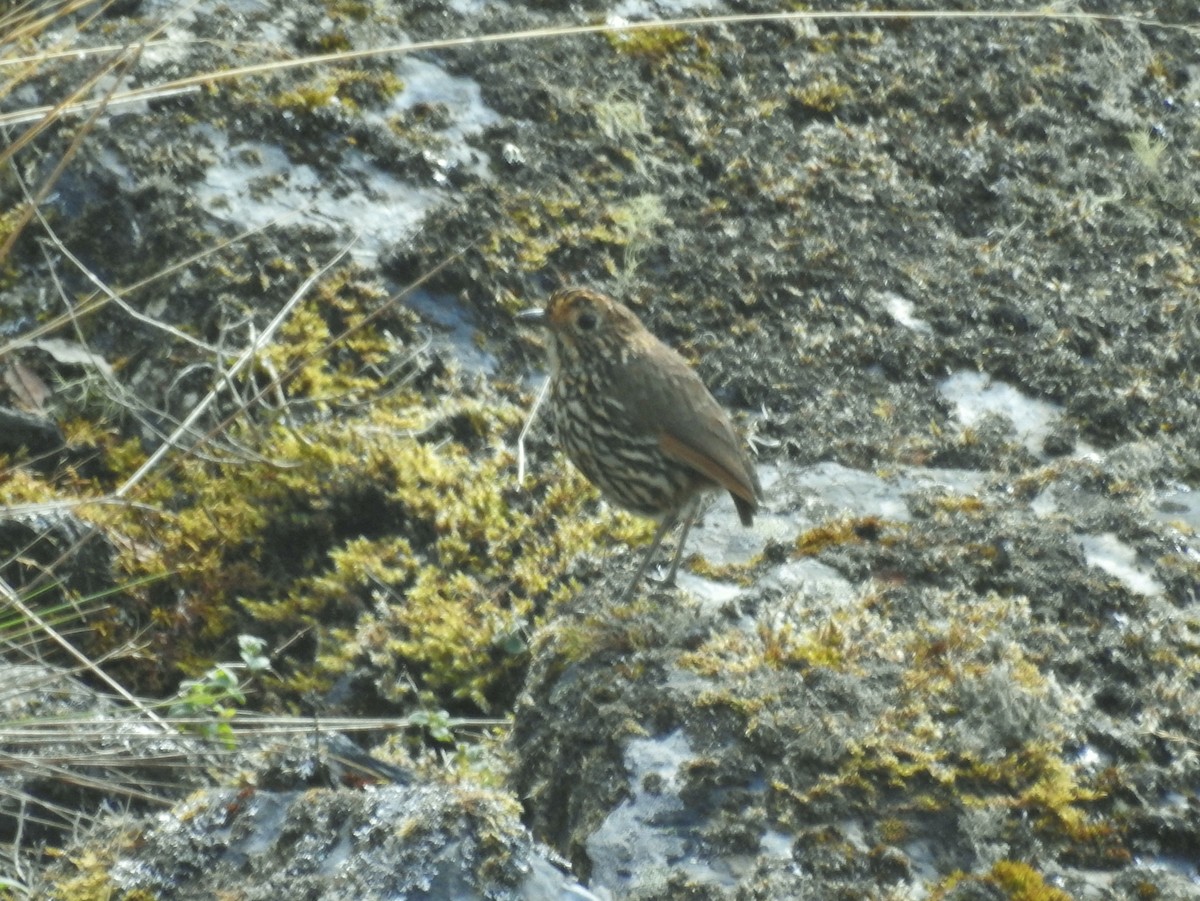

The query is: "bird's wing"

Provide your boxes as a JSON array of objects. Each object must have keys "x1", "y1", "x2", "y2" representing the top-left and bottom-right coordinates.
[
  {"x1": 659, "y1": 428, "x2": 758, "y2": 510},
  {"x1": 622, "y1": 338, "x2": 762, "y2": 511}
]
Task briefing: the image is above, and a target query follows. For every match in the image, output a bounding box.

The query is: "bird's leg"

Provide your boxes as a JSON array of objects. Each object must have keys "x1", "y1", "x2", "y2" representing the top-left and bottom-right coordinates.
[
  {"x1": 658, "y1": 495, "x2": 701, "y2": 588},
  {"x1": 618, "y1": 509, "x2": 679, "y2": 603}
]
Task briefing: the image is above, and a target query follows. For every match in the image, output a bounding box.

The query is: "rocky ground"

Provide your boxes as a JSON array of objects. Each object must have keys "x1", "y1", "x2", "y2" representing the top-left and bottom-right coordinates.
[{"x1": 2, "y1": 0, "x2": 1199, "y2": 897}]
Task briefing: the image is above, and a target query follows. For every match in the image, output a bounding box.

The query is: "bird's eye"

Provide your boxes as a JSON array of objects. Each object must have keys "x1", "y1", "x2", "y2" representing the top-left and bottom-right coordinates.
[{"x1": 576, "y1": 311, "x2": 598, "y2": 330}]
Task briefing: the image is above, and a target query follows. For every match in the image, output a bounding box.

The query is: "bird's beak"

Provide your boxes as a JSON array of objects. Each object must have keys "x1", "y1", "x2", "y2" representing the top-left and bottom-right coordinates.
[{"x1": 516, "y1": 307, "x2": 547, "y2": 326}]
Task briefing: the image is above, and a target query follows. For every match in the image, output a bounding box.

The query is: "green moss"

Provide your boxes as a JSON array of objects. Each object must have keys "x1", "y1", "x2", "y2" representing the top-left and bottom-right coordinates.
[
  {"x1": 478, "y1": 188, "x2": 677, "y2": 289},
  {"x1": 273, "y1": 80, "x2": 341, "y2": 112},
  {"x1": 315, "y1": 30, "x2": 352, "y2": 53},
  {"x1": 794, "y1": 516, "x2": 885, "y2": 556},
  {"x1": 0, "y1": 465, "x2": 69, "y2": 504},
  {"x1": 483, "y1": 193, "x2": 589, "y2": 275},
  {"x1": 11, "y1": 264, "x2": 640, "y2": 712},
  {"x1": 255, "y1": 269, "x2": 403, "y2": 406},
  {"x1": 932, "y1": 493, "x2": 987, "y2": 516},
  {"x1": 695, "y1": 688, "x2": 771, "y2": 719},
  {"x1": 272, "y1": 68, "x2": 403, "y2": 113},
  {"x1": 963, "y1": 743, "x2": 1105, "y2": 826},
  {"x1": 878, "y1": 817, "x2": 908, "y2": 843},
  {"x1": 684, "y1": 553, "x2": 759, "y2": 585},
  {"x1": 45, "y1": 843, "x2": 134, "y2": 901},
  {"x1": 109, "y1": 403, "x2": 627, "y2": 709},
  {"x1": 677, "y1": 630, "x2": 759, "y2": 678},
  {"x1": 932, "y1": 860, "x2": 1073, "y2": 901},
  {"x1": 536, "y1": 574, "x2": 669, "y2": 667},
  {"x1": 758, "y1": 592, "x2": 1120, "y2": 861},
  {"x1": 323, "y1": 0, "x2": 372, "y2": 22},
  {"x1": 988, "y1": 861, "x2": 1074, "y2": 901},
  {"x1": 757, "y1": 616, "x2": 849, "y2": 670},
  {"x1": 603, "y1": 26, "x2": 691, "y2": 62},
  {"x1": 789, "y1": 78, "x2": 852, "y2": 113}
]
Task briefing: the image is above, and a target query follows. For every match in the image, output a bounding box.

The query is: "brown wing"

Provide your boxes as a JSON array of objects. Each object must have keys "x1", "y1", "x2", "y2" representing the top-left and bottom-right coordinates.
[
  {"x1": 620, "y1": 333, "x2": 762, "y2": 523},
  {"x1": 660, "y1": 430, "x2": 759, "y2": 525}
]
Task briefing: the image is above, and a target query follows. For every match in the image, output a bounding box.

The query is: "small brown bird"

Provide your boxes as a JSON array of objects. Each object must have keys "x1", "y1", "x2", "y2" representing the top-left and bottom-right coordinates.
[{"x1": 519, "y1": 287, "x2": 762, "y2": 601}]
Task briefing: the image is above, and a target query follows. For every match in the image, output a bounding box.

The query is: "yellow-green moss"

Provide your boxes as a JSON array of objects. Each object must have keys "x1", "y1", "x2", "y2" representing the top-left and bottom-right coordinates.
[
  {"x1": 483, "y1": 193, "x2": 590, "y2": 276},
  {"x1": 273, "y1": 80, "x2": 342, "y2": 112},
  {"x1": 932, "y1": 493, "x2": 987, "y2": 516},
  {"x1": 760, "y1": 616, "x2": 850, "y2": 670},
  {"x1": 535, "y1": 573, "x2": 672, "y2": 668},
  {"x1": 107, "y1": 401, "x2": 631, "y2": 708},
  {"x1": 0, "y1": 265, "x2": 643, "y2": 712},
  {"x1": 44, "y1": 844, "x2": 131, "y2": 901},
  {"x1": 878, "y1": 817, "x2": 908, "y2": 843},
  {"x1": 603, "y1": 26, "x2": 692, "y2": 62},
  {"x1": 789, "y1": 78, "x2": 852, "y2": 113},
  {"x1": 272, "y1": 69, "x2": 404, "y2": 113},
  {"x1": 762, "y1": 592, "x2": 1112, "y2": 859},
  {"x1": 932, "y1": 860, "x2": 1073, "y2": 901},
  {"x1": 696, "y1": 688, "x2": 771, "y2": 719},
  {"x1": 677, "y1": 630, "x2": 758, "y2": 678},
  {"x1": 323, "y1": 0, "x2": 373, "y2": 23},
  {"x1": 684, "y1": 553, "x2": 759, "y2": 585},
  {"x1": 794, "y1": 516, "x2": 883, "y2": 556},
  {"x1": 963, "y1": 744, "x2": 1108, "y2": 843}
]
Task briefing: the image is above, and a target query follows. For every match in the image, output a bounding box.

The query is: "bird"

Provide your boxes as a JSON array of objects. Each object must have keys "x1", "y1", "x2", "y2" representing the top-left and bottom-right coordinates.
[{"x1": 518, "y1": 287, "x2": 762, "y2": 602}]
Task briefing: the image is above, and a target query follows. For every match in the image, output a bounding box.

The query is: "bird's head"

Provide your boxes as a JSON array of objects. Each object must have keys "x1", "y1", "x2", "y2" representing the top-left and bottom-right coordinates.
[{"x1": 517, "y1": 288, "x2": 643, "y2": 363}]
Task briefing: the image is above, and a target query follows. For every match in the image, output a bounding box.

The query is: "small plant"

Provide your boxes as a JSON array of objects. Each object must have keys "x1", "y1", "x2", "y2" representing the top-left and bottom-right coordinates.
[
  {"x1": 407, "y1": 708, "x2": 508, "y2": 782},
  {"x1": 409, "y1": 707, "x2": 456, "y2": 744},
  {"x1": 168, "y1": 636, "x2": 272, "y2": 747}
]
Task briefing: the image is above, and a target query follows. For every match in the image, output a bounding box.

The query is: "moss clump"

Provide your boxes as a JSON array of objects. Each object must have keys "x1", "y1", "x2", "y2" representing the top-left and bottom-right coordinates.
[
  {"x1": 757, "y1": 616, "x2": 849, "y2": 670},
  {"x1": 932, "y1": 860, "x2": 1073, "y2": 901},
  {"x1": 603, "y1": 26, "x2": 692, "y2": 62},
  {"x1": 44, "y1": 839, "x2": 138, "y2": 901},
  {"x1": 789, "y1": 78, "x2": 853, "y2": 113},
  {"x1": 104, "y1": 400, "x2": 628, "y2": 710},
  {"x1": 272, "y1": 68, "x2": 404, "y2": 113},
  {"x1": 963, "y1": 743, "x2": 1107, "y2": 831},
  {"x1": 273, "y1": 80, "x2": 342, "y2": 112},
  {"x1": 6, "y1": 264, "x2": 636, "y2": 713},
  {"x1": 255, "y1": 267, "x2": 402, "y2": 406},
  {"x1": 323, "y1": 0, "x2": 373, "y2": 23},
  {"x1": 674, "y1": 630, "x2": 750, "y2": 679},
  {"x1": 476, "y1": 190, "x2": 676, "y2": 283},
  {"x1": 480, "y1": 192, "x2": 592, "y2": 276},
  {"x1": 794, "y1": 516, "x2": 886, "y2": 557},
  {"x1": 760, "y1": 592, "x2": 1120, "y2": 862},
  {"x1": 684, "y1": 553, "x2": 759, "y2": 585},
  {"x1": 678, "y1": 584, "x2": 894, "y2": 682}
]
